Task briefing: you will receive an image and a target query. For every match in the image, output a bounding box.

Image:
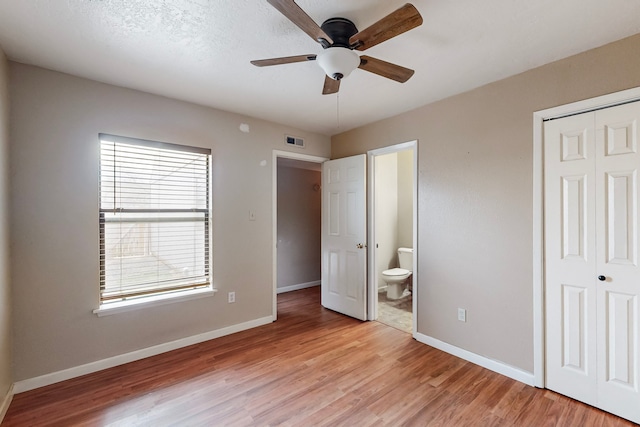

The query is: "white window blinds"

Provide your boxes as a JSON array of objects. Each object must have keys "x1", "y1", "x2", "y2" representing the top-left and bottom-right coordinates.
[{"x1": 99, "y1": 134, "x2": 211, "y2": 304}]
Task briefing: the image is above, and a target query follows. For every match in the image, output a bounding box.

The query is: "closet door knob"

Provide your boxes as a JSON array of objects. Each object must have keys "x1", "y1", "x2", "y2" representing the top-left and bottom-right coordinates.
[{"x1": 598, "y1": 275, "x2": 606, "y2": 282}]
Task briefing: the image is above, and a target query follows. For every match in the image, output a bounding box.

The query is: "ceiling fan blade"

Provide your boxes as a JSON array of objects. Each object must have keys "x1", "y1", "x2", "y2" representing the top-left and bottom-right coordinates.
[
  {"x1": 349, "y1": 3, "x2": 423, "y2": 51},
  {"x1": 251, "y1": 54, "x2": 317, "y2": 67},
  {"x1": 267, "y1": 0, "x2": 333, "y2": 45},
  {"x1": 358, "y1": 56, "x2": 415, "y2": 83},
  {"x1": 322, "y1": 75, "x2": 340, "y2": 95}
]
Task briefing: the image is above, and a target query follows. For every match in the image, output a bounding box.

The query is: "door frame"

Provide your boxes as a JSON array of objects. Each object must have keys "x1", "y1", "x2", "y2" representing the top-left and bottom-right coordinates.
[
  {"x1": 272, "y1": 150, "x2": 329, "y2": 320},
  {"x1": 367, "y1": 140, "x2": 418, "y2": 336},
  {"x1": 532, "y1": 86, "x2": 640, "y2": 388}
]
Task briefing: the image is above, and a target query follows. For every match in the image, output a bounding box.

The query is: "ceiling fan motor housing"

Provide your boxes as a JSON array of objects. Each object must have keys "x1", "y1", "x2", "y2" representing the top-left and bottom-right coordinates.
[{"x1": 320, "y1": 18, "x2": 358, "y2": 48}]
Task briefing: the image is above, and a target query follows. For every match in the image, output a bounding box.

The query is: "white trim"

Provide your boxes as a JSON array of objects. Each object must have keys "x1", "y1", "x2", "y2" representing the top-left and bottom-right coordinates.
[
  {"x1": 93, "y1": 288, "x2": 217, "y2": 317},
  {"x1": 272, "y1": 150, "x2": 329, "y2": 164},
  {"x1": 535, "y1": 86, "x2": 640, "y2": 120},
  {"x1": 367, "y1": 151, "x2": 377, "y2": 321},
  {"x1": 532, "y1": 86, "x2": 640, "y2": 389},
  {"x1": 272, "y1": 150, "x2": 328, "y2": 320},
  {"x1": 532, "y1": 111, "x2": 545, "y2": 388},
  {"x1": 0, "y1": 384, "x2": 13, "y2": 423},
  {"x1": 412, "y1": 141, "x2": 418, "y2": 336},
  {"x1": 367, "y1": 141, "x2": 418, "y2": 337},
  {"x1": 13, "y1": 316, "x2": 273, "y2": 394},
  {"x1": 277, "y1": 280, "x2": 320, "y2": 294},
  {"x1": 369, "y1": 140, "x2": 416, "y2": 156},
  {"x1": 415, "y1": 333, "x2": 535, "y2": 386}
]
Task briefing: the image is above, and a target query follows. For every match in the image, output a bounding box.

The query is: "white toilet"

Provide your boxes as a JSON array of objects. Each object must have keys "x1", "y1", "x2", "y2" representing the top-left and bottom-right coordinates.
[{"x1": 382, "y1": 247, "x2": 413, "y2": 299}]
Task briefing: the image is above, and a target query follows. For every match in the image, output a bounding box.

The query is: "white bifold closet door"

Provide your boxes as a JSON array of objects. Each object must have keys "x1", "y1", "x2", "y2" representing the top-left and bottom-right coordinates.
[{"x1": 544, "y1": 101, "x2": 640, "y2": 424}]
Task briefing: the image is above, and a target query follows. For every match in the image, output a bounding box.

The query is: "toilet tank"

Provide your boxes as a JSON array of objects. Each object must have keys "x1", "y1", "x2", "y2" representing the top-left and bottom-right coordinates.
[{"x1": 397, "y1": 248, "x2": 413, "y2": 270}]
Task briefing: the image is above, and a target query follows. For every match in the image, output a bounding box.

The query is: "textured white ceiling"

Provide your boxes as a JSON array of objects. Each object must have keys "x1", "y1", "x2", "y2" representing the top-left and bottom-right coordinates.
[{"x1": 1, "y1": 1, "x2": 640, "y2": 136}]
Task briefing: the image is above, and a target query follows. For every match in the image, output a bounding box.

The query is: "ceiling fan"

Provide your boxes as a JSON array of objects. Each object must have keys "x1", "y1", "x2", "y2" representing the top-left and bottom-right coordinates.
[{"x1": 251, "y1": 1, "x2": 423, "y2": 95}]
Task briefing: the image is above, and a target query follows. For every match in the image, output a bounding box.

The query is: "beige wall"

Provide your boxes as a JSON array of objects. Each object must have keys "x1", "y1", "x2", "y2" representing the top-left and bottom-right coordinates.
[
  {"x1": 332, "y1": 33, "x2": 640, "y2": 372},
  {"x1": 375, "y1": 152, "x2": 398, "y2": 287},
  {"x1": 0, "y1": 49, "x2": 11, "y2": 401},
  {"x1": 276, "y1": 165, "x2": 321, "y2": 289},
  {"x1": 397, "y1": 150, "x2": 413, "y2": 249},
  {"x1": 9, "y1": 63, "x2": 331, "y2": 381}
]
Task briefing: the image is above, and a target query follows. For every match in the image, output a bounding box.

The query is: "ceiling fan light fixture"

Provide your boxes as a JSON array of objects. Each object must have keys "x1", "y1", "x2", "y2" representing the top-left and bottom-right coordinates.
[{"x1": 317, "y1": 47, "x2": 360, "y2": 80}]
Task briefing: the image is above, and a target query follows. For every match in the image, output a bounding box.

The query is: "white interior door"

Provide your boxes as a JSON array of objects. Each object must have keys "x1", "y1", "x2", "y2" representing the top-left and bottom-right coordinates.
[
  {"x1": 321, "y1": 155, "x2": 367, "y2": 320},
  {"x1": 544, "y1": 101, "x2": 640, "y2": 424}
]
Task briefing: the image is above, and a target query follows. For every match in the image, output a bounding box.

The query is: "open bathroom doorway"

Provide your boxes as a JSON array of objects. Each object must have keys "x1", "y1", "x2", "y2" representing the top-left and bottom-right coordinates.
[
  {"x1": 272, "y1": 150, "x2": 328, "y2": 320},
  {"x1": 368, "y1": 141, "x2": 417, "y2": 335}
]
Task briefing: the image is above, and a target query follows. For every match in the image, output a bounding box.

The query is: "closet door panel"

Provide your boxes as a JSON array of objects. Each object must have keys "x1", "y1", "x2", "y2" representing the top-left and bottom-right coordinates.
[
  {"x1": 595, "y1": 102, "x2": 640, "y2": 424},
  {"x1": 544, "y1": 111, "x2": 598, "y2": 405}
]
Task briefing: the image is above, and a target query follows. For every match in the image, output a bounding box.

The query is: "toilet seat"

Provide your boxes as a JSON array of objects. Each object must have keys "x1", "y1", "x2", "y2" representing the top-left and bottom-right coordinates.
[{"x1": 382, "y1": 267, "x2": 410, "y2": 277}]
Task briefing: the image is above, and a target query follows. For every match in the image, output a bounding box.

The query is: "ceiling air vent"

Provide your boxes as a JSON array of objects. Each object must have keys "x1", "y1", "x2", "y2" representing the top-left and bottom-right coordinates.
[{"x1": 285, "y1": 135, "x2": 304, "y2": 148}]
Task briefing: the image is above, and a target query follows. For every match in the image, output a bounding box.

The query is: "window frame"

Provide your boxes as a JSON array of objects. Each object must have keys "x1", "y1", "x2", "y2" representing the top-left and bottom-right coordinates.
[{"x1": 96, "y1": 133, "x2": 213, "y2": 313}]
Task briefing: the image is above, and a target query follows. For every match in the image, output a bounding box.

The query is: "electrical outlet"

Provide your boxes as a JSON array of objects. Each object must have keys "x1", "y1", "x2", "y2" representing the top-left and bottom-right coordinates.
[
  {"x1": 228, "y1": 292, "x2": 236, "y2": 303},
  {"x1": 457, "y1": 308, "x2": 466, "y2": 322}
]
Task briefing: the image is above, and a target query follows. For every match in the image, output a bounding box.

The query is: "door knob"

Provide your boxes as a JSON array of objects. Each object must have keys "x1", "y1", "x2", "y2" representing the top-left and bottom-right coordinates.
[
  {"x1": 598, "y1": 275, "x2": 606, "y2": 281},
  {"x1": 356, "y1": 243, "x2": 366, "y2": 249}
]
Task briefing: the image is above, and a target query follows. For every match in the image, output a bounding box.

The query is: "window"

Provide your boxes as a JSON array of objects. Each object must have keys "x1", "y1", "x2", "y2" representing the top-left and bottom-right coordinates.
[{"x1": 99, "y1": 134, "x2": 211, "y2": 308}]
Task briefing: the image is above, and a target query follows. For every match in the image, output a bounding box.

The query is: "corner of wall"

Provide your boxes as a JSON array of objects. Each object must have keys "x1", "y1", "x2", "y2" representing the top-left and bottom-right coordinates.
[
  {"x1": 0, "y1": 384, "x2": 13, "y2": 423},
  {"x1": 0, "y1": 47, "x2": 14, "y2": 422}
]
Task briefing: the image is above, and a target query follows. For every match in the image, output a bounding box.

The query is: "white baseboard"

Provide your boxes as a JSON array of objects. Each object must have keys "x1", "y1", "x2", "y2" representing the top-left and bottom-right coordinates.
[
  {"x1": 277, "y1": 280, "x2": 320, "y2": 294},
  {"x1": 13, "y1": 316, "x2": 274, "y2": 394},
  {"x1": 414, "y1": 333, "x2": 535, "y2": 386},
  {"x1": 0, "y1": 384, "x2": 13, "y2": 423}
]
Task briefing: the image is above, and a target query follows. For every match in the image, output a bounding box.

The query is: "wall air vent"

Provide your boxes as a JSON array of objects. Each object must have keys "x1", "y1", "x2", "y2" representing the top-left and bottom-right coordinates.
[{"x1": 285, "y1": 135, "x2": 305, "y2": 148}]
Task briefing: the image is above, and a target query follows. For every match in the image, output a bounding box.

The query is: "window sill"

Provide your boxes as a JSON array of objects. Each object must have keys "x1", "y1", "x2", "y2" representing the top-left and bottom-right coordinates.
[{"x1": 93, "y1": 288, "x2": 217, "y2": 317}]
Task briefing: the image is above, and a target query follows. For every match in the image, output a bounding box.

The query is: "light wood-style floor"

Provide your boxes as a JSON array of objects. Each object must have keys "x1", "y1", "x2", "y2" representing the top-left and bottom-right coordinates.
[{"x1": 3, "y1": 287, "x2": 635, "y2": 426}]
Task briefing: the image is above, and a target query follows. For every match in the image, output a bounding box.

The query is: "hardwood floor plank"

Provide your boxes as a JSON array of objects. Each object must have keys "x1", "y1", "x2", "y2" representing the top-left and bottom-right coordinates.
[
  {"x1": 490, "y1": 381, "x2": 537, "y2": 421},
  {"x1": 3, "y1": 286, "x2": 637, "y2": 426}
]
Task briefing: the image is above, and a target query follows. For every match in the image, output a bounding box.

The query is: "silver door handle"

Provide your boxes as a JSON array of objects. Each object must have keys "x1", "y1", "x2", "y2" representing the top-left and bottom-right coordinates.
[{"x1": 356, "y1": 243, "x2": 366, "y2": 249}]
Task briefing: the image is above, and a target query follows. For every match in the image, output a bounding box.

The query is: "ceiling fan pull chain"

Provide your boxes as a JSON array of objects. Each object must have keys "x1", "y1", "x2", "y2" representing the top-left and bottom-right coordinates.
[{"x1": 337, "y1": 93, "x2": 340, "y2": 130}]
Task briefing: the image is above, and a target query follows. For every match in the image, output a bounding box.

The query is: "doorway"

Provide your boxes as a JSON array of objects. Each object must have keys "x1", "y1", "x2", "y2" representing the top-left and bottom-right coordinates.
[
  {"x1": 368, "y1": 141, "x2": 418, "y2": 335},
  {"x1": 272, "y1": 150, "x2": 328, "y2": 319}
]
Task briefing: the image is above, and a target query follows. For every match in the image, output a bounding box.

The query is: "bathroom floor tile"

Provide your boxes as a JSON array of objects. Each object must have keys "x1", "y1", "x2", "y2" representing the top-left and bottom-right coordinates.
[{"x1": 377, "y1": 290, "x2": 412, "y2": 333}]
